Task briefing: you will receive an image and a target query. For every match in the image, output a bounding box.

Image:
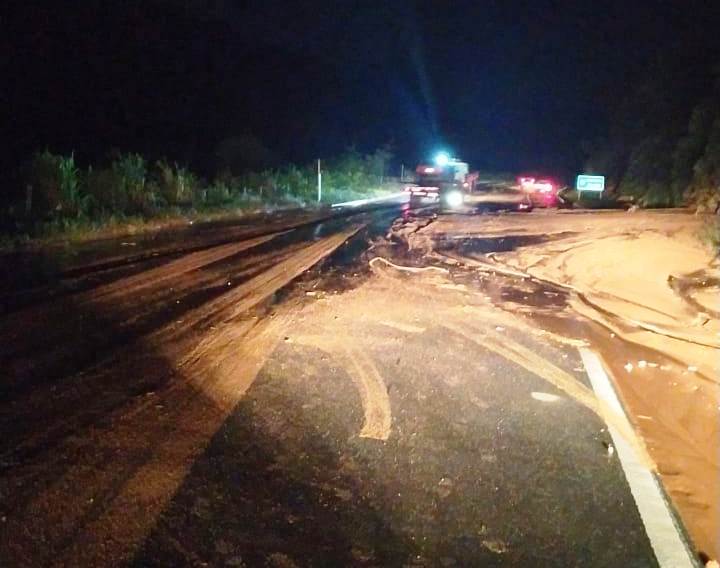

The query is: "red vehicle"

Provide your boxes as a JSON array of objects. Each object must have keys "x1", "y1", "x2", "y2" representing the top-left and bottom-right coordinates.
[{"x1": 519, "y1": 176, "x2": 558, "y2": 207}]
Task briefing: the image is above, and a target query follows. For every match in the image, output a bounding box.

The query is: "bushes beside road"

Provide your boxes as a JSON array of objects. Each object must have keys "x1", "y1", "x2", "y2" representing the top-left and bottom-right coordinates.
[{"x1": 2, "y1": 147, "x2": 395, "y2": 242}]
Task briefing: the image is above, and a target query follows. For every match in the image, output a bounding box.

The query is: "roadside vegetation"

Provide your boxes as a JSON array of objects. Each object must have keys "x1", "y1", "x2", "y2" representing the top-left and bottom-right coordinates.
[
  {"x1": 584, "y1": 60, "x2": 720, "y2": 214},
  {"x1": 700, "y1": 217, "x2": 720, "y2": 252},
  {"x1": 1, "y1": 147, "x2": 396, "y2": 245}
]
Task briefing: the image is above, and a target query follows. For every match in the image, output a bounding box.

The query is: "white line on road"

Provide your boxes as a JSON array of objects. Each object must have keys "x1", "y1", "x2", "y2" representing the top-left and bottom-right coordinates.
[
  {"x1": 579, "y1": 348, "x2": 697, "y2": 568},
  {"x1": 331, "y1": 192, "x2": 409, "y2": 208}
]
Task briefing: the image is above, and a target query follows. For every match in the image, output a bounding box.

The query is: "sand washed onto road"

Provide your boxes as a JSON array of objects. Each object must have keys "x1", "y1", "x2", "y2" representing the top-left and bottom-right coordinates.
[{"x1": 419, "y1": 209, "x2": 720, "y2": 560}]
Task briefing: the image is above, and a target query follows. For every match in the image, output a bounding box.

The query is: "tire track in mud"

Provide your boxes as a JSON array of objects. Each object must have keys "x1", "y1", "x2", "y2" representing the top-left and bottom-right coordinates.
[
  {"x1": 362, "y1": 261, "x2": 654, "y2": 468},
  {"x1": 0, "y1": 255, "x2": 308, "y2": 421},
  {"x1": 0, "y1": 232, "x2": 283, "y2": 366},
  {"x1": 389, "y1": 218, "x2": 719, "y2": 560},
  {"x1": 88, "y1": 232, "x2": 283, "y2": 302},
  {"x1": 456, "y1": 272, "x2": 719, "y2": 560},
  {"x1": 0, "y1": 314, "x2": 292, "y2": 568},
  {"x1": 58, "y1": 317, "x2": 293, "y2": 568},
  {"x1": 0, "y1": 227, "x2": 368, "y2": 566},
  {"x1": 1, "y1": 228, "x2": 364, "y2": 461},
  {"x1": 444, "y1": 307, "x2": 654, "y2": 471},
  {"x1": 160, "y1": 227, "x2": 365, "y2": 333},
  {"x1": 0, "y1": 213, "x2": 328, "y2": 314},
  {"x1": 343, "y1": 345, "x2": 393, "y2": 440},
  {"x1": 54, "y1": 210, "x2": 331, "y2": 279},
  {"x1": 292, "y1": 333, "x2": 393, "y2": 441},
  {"x1": 2, "y1": 223, "x2": 367, "y2": 396}
]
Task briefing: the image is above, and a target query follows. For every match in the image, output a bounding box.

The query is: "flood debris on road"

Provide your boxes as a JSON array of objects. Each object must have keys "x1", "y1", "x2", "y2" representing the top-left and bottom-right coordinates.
[
  {"x1": 0, "y1": 221, "x2": 368, "y2": 566},
  {"x1": 134, "y1": 255, "x2": 661, "y2": 566},
  {"x1": 403, "y1": 209, "x2": 718, "y2": 561},
  {"x1": 0, "y1": 206, "x2": 712, "y2": 566}
]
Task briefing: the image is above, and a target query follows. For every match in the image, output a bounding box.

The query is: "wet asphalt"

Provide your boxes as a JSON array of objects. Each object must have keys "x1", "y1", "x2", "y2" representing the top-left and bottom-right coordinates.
[
  {"x1": 0, "y1": 204, "x2": 679, "y2": 566},
  {"x1": 133, "y1": 273, "x2": 660, "y2": 566}
]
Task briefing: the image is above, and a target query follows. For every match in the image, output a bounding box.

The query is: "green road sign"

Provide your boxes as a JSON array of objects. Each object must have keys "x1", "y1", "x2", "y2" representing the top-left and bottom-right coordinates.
[{"x1": 576, "y1": 175, "x2": 605, "y2": 192}]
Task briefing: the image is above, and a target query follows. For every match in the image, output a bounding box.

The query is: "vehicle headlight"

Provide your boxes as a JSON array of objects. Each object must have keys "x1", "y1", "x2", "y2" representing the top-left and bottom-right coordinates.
[{"x1": 444, "y1": 190, "x2": 463, "y2": 208}]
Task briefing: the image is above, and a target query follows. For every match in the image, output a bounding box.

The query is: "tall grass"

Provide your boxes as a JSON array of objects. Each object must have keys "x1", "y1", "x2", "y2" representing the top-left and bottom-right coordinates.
[
  {"x1": 156, "y1": 160, "x2": 197, "y2": 206},
  {"x1": 112, "y1": 153, "x2": 152, "y2": 213},
  {"x1": 6, "y1": 147, "x2": 395, "y2": 241},
  {"x1": 58, "y1": 154, "x2": 89, "y2": 217}
]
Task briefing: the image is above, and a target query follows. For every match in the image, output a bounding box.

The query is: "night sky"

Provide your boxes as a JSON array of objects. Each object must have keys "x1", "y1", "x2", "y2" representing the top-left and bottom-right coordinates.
[{"x1": 3, "y1": 0, "x2": 720, "y2": 181}]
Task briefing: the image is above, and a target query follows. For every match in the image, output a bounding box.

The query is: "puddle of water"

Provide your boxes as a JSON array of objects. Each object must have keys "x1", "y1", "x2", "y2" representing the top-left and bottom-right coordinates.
[
  {"x1": 497, "y1": 285, "x2": 569, "y2": 309},
  {"x1": 435, "y1": 232, "x2": 577, "y2": 255},
  {"x1": 451, "y1": 270, "x2": 569, "y2": 311}
]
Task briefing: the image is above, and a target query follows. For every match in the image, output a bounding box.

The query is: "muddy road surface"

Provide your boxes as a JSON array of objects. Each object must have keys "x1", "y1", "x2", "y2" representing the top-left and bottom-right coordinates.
[{"x1": 0, "y1": 206, "x2": 704, "y2": 566}]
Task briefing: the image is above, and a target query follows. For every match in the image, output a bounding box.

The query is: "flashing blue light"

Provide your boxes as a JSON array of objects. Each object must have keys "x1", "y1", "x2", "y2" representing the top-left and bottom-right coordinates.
[{"x1": 434, "y1": 152, "x2": 450, "y2": 166}]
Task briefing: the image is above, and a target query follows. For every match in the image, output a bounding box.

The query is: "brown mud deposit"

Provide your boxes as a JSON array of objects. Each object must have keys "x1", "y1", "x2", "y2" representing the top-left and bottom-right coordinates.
[
  {"x1": 0, "y1": 226, "x2": 363, "y2": 566},
  {"x1": 410, "y1": 209, "x2": 719, "y2": 560},
  {"x1": 207, "y1": 261, "x2": 653, "y2": 565},
  {"x1": 0, "y1": 206, "x2": 713, "y2": 565}
]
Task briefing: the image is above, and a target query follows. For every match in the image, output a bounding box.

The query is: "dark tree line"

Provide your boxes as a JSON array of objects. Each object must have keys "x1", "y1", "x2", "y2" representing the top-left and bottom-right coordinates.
[{"x1": 585, "y1": 58, "x2": 720, "y2": 210}]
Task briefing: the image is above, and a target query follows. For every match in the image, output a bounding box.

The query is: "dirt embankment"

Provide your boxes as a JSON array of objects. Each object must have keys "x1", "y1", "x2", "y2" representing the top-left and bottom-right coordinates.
[{"x1": 415, "y1": 210, "x2": 720, "y2": 561}]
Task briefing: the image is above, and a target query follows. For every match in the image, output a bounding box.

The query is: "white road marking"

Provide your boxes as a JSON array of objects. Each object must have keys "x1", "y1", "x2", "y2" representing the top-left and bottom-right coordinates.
[
  {"x1": 530, "y1": 391, "x2": 561, "y2": 402},
  {"x1": 579, "y1": 348, "x2": 696, "y2": 568},
  {"x1": 331, "y1": 192, "x2": 408, "y2": 208}
]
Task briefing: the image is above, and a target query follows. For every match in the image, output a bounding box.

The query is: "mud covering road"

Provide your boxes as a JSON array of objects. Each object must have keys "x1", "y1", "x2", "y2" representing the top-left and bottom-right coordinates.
[
  {"x1": 0, "y1": 206, "x2": 703, "y2": 566},
  {"x1": 413, "y1": 209, "x2": 719, "y2": 562}
]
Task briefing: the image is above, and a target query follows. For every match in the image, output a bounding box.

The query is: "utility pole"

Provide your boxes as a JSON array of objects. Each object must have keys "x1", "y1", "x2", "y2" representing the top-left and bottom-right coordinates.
[
  {"x1": 400, "y1": 164, "x2": 404, "y2": 180},
  {"x1": 317, "y1": 159, "x2": 322, "y2": 202}
]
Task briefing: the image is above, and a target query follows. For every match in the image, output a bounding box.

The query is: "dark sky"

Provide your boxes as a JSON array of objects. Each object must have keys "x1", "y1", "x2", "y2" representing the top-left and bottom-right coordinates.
[{"x1": 3, "y1": 0, "x2": 720, "y2": 180}]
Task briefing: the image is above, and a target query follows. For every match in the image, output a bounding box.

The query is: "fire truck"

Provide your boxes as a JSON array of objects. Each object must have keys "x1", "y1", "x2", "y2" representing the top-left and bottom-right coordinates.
[{"x1": 404, "y1": 158, "x2": 476, "y2": 209}]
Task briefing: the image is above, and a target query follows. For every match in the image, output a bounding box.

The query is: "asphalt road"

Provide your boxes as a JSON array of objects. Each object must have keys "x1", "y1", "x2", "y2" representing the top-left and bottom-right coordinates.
[{"x1": 0, "y1": 204, "x2": 697, "y2": 566}]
